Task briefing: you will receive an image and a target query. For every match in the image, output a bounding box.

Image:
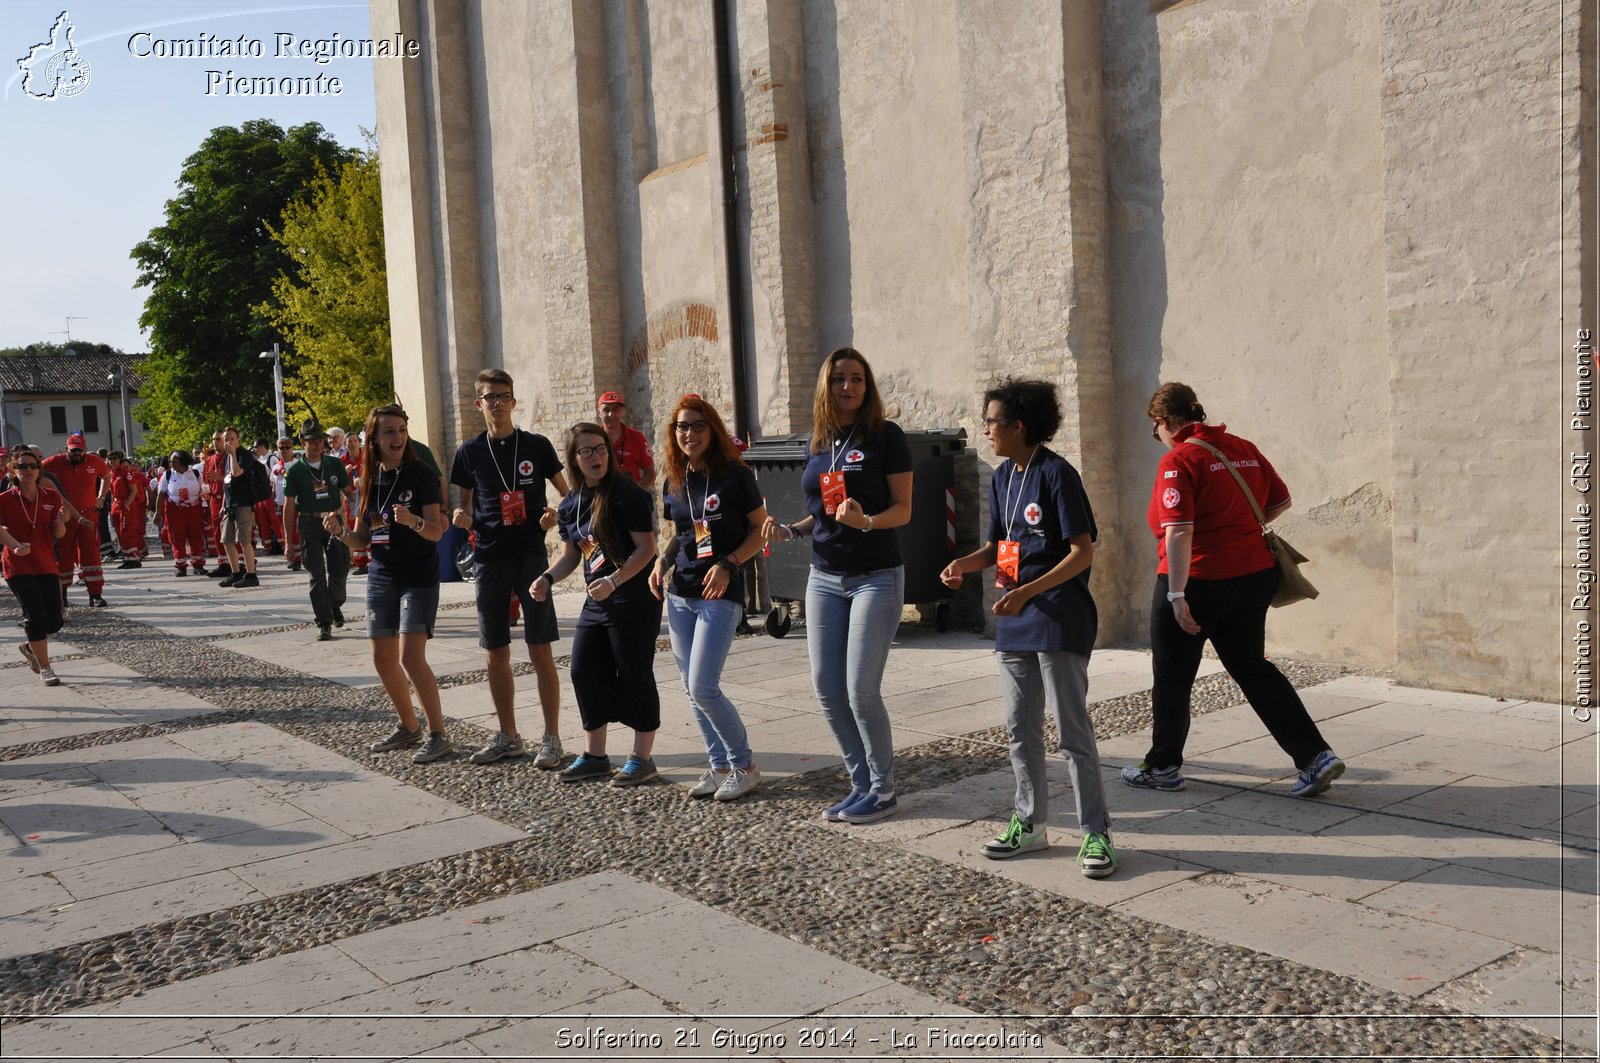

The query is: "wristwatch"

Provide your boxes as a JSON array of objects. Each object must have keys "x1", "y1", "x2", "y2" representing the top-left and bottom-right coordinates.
[
  {"x1": 413, "y1": 515, "x2": 425, "y2": 532},
  {"x1": 1166, "y1": 590, "x2": 1186, "y2": 602}
]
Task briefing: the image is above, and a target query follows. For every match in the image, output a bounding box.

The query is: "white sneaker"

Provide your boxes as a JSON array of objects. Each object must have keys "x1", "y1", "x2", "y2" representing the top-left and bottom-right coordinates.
[
  {"x1": 714, "y1": 765, "x2": 762, "y2": 802},
  {"x1": 689, "y1": 768, "x2": 729, "y2": 798},
  {"x1": 532, "y1": 733, "x2": 564, "y2": 770},
  {"x1": 39, "y1": 666, "x2": 60, "y2": 687}
]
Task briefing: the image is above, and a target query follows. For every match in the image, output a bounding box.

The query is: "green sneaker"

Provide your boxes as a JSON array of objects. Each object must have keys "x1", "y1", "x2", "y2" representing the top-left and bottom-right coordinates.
[
  {"x1": 1077, "y1": 831, "x2": 1117, "y2": 878},
  {"x1": 982, "y1": 812, "x2": 1049, "y2": 860}
]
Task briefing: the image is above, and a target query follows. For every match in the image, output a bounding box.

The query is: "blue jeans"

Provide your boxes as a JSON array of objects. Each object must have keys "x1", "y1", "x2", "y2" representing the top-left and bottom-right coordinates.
[
  {"x1": 666, "y1": 593, "x2": 751, "y2": 770},
  {"x1": 805, "y1": 565, "x2": 903, "y2": 795}
]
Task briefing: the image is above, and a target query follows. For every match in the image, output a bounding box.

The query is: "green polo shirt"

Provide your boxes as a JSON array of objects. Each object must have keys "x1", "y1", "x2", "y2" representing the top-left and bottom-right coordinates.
[{"x1": 283, "y1": 455, "x2": 352, "y2": 514}]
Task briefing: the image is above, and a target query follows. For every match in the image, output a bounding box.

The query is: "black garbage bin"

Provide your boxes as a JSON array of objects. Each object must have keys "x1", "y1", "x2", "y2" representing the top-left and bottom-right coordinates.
[{"x1": 746, "y1": 428, "x2": 967, "y2": 637}]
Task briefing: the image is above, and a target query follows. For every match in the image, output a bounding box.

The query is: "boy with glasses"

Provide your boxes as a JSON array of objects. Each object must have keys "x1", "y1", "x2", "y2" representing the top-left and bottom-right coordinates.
[{"x1": 450, "y1": 369, "x2": 570, "y2": 766}]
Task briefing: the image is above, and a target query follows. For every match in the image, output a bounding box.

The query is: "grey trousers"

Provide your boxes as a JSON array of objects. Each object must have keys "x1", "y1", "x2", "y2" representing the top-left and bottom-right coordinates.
[{"x1": 996, "y1": 650, "x2": 1110, "y2": 835}]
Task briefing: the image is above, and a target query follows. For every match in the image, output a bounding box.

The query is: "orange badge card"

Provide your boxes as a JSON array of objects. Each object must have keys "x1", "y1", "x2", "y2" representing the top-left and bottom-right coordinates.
[
  {"x1": 820, "y1": 471, "x2": 847, "y2": 516},
  {"x1": 580, "y1": 535, "x2": 607, "y2": 573},
  {"x1": 499, "y1": 489, "x2": 527, "y2": 525},
  {"x1": 694, "y1": 519, "x2": 714, "y2": 559},
  {"x1": 996, "y1": 540, "x2": 1021, "y2": 590}
]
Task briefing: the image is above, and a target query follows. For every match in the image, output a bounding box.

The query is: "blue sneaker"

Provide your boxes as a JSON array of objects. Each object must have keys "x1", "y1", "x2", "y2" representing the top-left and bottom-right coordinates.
[
  {"x1": 1120, "y1": 762, "x2": 1186, "y2": 791},
  {"x1": 611, "y1": 755, "x2": 659, "y2": 787},
  {"x1": 1291, "y1": 750, "x2": 1345, "y2": 798},
  {"x1": 838, "y1": 792, "x2": 898, "y2": 824},
  {"x1": 823, "y1": 791, "x2": 866, "y2": 822}
]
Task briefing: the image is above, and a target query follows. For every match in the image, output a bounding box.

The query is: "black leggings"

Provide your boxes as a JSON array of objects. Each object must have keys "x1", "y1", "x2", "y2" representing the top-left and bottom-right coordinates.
[
  {"x1": 8, "y1": 573, "x2": 65, "y2": 643},
  {"x1": 1146, "y1": 566, "x2": 1329, "y2": 772},
  {"x1": 570, "y1": 600, "x2": 663, "y2": 733}
]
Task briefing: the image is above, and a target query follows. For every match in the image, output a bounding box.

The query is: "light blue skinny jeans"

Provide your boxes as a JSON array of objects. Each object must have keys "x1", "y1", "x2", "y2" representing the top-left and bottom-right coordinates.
[
  {"x1": 805, "y1": 564, "x2": 903, "y2": 796},
  {"x1": 666, "y1": 593, "x2": 752, "y2": 770}
]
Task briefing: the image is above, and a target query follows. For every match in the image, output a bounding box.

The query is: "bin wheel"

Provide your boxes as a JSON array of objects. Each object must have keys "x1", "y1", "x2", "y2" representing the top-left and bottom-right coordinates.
[
  {"x1": 765, "y1": 606, "x2": 792, "y2": 639},
  {"x1": 935, "y1": 602, "x2": 950, "y2": 633}
]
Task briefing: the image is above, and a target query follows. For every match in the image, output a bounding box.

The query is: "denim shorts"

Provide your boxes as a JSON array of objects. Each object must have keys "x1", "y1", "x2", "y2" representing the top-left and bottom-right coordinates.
[{"x1": 366, "y1": 575, "x2": 440, "y2": 638}]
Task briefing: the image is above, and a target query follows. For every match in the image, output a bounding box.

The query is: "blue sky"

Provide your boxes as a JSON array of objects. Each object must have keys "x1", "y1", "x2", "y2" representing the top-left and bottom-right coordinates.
[{"x1": 1, "y1": 2, "x2": 379, "y2": 354}]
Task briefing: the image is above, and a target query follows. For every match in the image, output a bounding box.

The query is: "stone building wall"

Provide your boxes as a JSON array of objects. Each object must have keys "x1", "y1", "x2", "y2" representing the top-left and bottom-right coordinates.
[{"x1": 373, "y1": 0, "x2": 1590, "y2": 700}]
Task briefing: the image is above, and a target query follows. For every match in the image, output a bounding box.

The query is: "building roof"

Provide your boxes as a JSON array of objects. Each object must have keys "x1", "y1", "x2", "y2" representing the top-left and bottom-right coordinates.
[{"x1": 0, "y1": 353, "x2": 146, "y2": 394}]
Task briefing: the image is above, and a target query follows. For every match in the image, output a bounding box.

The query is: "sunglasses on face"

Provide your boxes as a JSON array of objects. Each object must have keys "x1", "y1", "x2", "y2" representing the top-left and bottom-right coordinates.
[{"x1": 14, "y1": 463, "x2": 40, "y2": 471}]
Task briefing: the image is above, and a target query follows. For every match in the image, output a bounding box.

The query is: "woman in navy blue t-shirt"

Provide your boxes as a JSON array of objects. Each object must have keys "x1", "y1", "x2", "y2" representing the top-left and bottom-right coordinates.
[
  {"x1": 650, "y1": 396, "x2": 769, "y2": 802},
  {"x1": 534, "y1": 422, "x2": 661, "y2": 786},
  {"x1": 763, "y1": 348, "x2": 913, "y2": 824}
]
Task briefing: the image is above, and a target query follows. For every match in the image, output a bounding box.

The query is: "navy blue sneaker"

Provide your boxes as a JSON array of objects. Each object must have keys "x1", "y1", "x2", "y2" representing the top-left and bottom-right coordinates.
[
  {"x1": 838, "y1": 792, "x2": 898, "y2": 824},
  {"x1": 822, "y1": 791, "x2": 866, "y2": 822},
  {"x1": 1291, "y1": 750, "x2": 1345, "y2": 797},
  {"x1": 1120, "y1": 762, "x2": 1186, "y2": 791}
]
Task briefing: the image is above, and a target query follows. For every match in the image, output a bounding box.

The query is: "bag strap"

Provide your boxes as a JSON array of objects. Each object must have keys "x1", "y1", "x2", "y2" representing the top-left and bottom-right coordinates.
[{"x1": 1183, "y1": 438, "x2": 1268, "y2": 530}]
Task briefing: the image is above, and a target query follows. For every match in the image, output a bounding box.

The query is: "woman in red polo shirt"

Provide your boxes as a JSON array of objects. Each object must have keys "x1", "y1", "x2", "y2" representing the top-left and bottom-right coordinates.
[
  {"x1": 0, "y1": 448, "x2": 70, "y2": 685},
  {"x1": 1124, "y1": 382, "x2": 1344, "y2": 799}
]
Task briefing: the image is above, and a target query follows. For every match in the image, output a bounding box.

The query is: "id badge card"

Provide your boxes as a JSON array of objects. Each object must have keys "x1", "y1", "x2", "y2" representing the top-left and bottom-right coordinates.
[
  {"x1": 820, "y1": 471, "x2": 847, "y2": 516},
  {"x1": 178, "y1": 486, "x2": 191, "y2": 504},
  {"x1": 694, "y1": 519, "x2": 714, "y2": 559},
  {"x1": 312, "y1": 479, "x2": 330, "y2": 500},
  {"x1": 996, "y1": 540, "x2": 1021, "y2": 590},
  {"x1": 580, "y1": 535, "x2": 607, "y2": 573},
  {"x1": 499, "y1": 489, "x2": 527, "y2": 525},
  {"x1": 369, "y1": 517, "x2": 391, "y2": 546}
]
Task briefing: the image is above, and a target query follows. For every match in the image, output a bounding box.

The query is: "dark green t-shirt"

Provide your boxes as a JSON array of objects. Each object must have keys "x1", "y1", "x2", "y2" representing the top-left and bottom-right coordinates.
[{"x1": 284, "y1": 455, "x2": 352, "y2": 514}]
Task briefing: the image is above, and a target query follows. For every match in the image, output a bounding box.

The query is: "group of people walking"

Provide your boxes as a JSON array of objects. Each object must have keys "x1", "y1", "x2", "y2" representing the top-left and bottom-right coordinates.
[{"x1": 0, "y1": 350, "x2": 1346, "y2": 881}]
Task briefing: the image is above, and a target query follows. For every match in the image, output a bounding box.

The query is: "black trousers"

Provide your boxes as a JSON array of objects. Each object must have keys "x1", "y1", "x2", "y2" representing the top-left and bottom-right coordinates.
[
  {"x1": 570, "y1": 599, "x2": 663, "y2": 734},
  {"x1": 1146, "y1": 566, "x2": 1328, "y2": 771},
  {"x1": 296, "y1": 516, "x2": 350, "y2": 626},
  {"x1": 8, "y1": 573, "x2": 65, "y2": 643}
]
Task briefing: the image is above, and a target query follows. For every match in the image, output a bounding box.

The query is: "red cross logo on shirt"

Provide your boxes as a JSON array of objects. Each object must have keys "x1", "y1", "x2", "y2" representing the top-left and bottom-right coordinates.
[
  {"x1": 1024, "y1": 502, "x2": 1043, "y2": 526},
  {"x1": 845, "y1": 449, "x2": 865, "y2": 464},
  {"x1": 705, "y1": 493, "x2": 721, "y2": 513},
  {"x1": 517, "y1": 459, "x2": 535, "y2": 478}
]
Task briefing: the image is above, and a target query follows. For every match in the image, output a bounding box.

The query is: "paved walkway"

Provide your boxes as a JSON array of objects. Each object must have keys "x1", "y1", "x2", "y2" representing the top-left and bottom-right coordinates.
[{"x1": 0, "y1": 555, "x2": 1595, "y2": 1060}]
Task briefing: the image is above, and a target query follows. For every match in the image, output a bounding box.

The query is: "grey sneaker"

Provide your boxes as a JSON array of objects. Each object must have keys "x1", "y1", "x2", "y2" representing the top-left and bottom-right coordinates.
[
  {"x1": 370, "y1": 724, "x2": 423, "y2": 753},
  {"x1": 689, "y1": 768, "x2": 730, "y2": 798},
  {"x1": 39, "y1": 666, "x2": 60, "y2": 687},
  {"x1": 1120, "y1": 762, "x2": 1186, "y2": 791},
  {"x1": 1291, "y1": 750, "x2": 1345, "y2": 798},
  {"x1": 531, "y1": 733, "x2": 564, "y2": 770},
  {"x1": 470, "y1": 731, "x2": 526, "y2": 765},
  {"x1": 713, "y1": 765, "x2": 761, "y2": 802},
  {"x1": 412, "y1": 732, "x2": 455, "y2": 764},
  {"x1": 611, "y1": 755, "x2": 659, "y2": 787},
  {"x1": 559, "y1": 752, "x2": 613, "y2": 782}
]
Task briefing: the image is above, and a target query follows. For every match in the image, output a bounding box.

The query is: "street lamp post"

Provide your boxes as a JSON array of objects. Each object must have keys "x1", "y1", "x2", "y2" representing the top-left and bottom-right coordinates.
[
  {"x1": 106, "y1": 365, "x2": 133, "y2": 453},
  {"x1": 260, "y1": 343, "x2": 285, "y2": 442}
]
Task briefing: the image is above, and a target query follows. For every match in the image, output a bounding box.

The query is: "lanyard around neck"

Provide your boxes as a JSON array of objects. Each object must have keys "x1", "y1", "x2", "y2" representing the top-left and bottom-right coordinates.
[
  {"x1": 1003, "y1": 446, "x2": 1040, "y2": 541},
  {"x1": 828, "y1": 425, "x2": 857, "y2": 473}
]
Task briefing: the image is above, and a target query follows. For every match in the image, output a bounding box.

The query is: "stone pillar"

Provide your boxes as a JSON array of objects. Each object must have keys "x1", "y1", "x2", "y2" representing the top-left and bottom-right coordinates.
[
  {"x1": 735, "y1": 0, "x2": 819, "y2": 437},
  {"x1": 954, "y1": 0, "x2": 1122, "y2": 640},
  {"x1": 1379, "y1": 0, "x2": 1578, "y2": 696},
  {"x1": 528, "y1": 0, "x2": 623, "y2": 426}
]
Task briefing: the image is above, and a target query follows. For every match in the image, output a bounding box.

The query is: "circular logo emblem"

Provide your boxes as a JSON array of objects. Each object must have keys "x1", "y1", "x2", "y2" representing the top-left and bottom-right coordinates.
[
  {"x1": 517, "y1": 459, "x2": 535, "y2": 477},
  {"x1": 844, "y1": 449, "x2": 865, "y2": 464},
  {"x1": 704, "y1": 493, "x2": 722, "y2": 513},
  {"x1": 399, "y1": 490, "x2": 413, "y2": 503},
  {"x1": 1024, "y1": 502, "x2": 1043, "y2": 526},
  {"x1": 1162, "y1": 487, "x2": 1181, "y2": 509}
]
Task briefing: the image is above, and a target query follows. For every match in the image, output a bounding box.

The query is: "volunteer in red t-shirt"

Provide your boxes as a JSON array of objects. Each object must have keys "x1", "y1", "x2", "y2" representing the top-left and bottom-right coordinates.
[
  {"x1": 202, "y1": 429, "x2": 227, "y2": 573},
  {"x1": 1, "y1": 448, "x2": 70, "y2": 685},
  {"x1": 1123, "y1": 382, "x2": 1344, "y2": 799},
  {"x1": 597, "y1": 391, "x2": 656, "y2": 489},
  {"x1": 108, "y1": 451, "x2": 147, "y2": 567},
  {"x1": 41, "y1": 432, "x2": 111, "y2": 607}
]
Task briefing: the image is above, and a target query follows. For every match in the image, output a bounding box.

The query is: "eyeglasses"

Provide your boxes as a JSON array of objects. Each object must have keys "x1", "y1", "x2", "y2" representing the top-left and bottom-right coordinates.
[
  {"x1": 575, "y1": 445, "x2": 608, "y2": 459},
  {"x1": 1151, "y1": 421, "x2": 1164, "y2": 441},
  {"x1": 13, "y1": 463, "x2": 40, "y2": 471},
  {"x1": 478, "y1": 392, "x2": 515, "y2": 405},
  {"x1": 673, "y1": 420, "x2": 708, "y2": 434},
  {"x1": 982, "y1": 417, "x2": 1013, "y2": 429}
]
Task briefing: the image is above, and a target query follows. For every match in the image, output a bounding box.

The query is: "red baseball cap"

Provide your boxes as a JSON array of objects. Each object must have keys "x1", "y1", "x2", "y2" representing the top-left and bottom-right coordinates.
[
  {"x1": 67, "y1": 431, "x2": 86, "y2": 448},
  {"x1": 597, "y1": 391, "x2": 625, "y2": 407}
]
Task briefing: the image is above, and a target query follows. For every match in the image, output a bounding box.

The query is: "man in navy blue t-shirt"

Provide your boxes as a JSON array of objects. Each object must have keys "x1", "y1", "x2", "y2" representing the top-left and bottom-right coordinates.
[
  {"x1": 941, "y1": 379, "x2": 1116, "y2": 878},
  {"x1": 449, "y1": 369, "x2": 570, "y2": 768}
]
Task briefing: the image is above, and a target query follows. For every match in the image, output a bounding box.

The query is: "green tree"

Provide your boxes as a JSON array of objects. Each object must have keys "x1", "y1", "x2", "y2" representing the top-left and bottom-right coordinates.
[
  {"x1": 131, "y1": 119, "x2": 355, "y2": 452},
  {"x1": 259, "y1": 145, "x2": 391, "y2": 431}
]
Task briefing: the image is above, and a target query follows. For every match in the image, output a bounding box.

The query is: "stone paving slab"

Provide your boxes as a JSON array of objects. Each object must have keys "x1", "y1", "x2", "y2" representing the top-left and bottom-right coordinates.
[
  {"x1": 1, "y1": 656, "x2": 225, "y2": 748},
  {"x1": 0, "y1": 721, "x2": 521, "y2": 960},
  {"x1": 4, "y1": 873, "x2": 1063, "y2": 1062}
]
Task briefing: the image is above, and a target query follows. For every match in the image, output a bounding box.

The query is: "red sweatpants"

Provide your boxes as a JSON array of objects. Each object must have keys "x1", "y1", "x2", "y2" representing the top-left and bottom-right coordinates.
[
  {"x1": 167, "y1": 505, "x2": 207, "y2": 572},
  {"x1": 254, "y1": 500, "x2": 284, "y2": 548},
  {"x1": 207, "y1": 496, "x2": 222, "y2": 559},
  {"x1": 112, "y1": 505, "x2": 147, "y2": 559},
  {"x1": 55, "y1": 520, "x2": 104, "y2": 595}
]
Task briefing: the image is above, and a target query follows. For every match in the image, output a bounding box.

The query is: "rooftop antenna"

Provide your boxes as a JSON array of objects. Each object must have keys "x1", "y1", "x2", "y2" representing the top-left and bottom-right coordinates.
[{"x1": 48, "y1": 315, "x2": 88, "y2": 343}]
